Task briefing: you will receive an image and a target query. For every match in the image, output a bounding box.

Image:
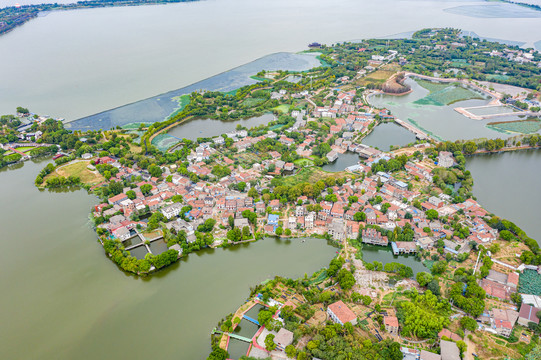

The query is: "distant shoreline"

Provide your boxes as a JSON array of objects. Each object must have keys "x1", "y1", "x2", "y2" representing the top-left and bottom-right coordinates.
[{"x1": 0, "y1": 0, "x2": 198, "y2": 37}]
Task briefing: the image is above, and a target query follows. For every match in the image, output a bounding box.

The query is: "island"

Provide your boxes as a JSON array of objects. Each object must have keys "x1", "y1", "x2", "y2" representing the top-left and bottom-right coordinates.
[{"x1": 1, "y1": 28, "x2": 541, "y2": 359}]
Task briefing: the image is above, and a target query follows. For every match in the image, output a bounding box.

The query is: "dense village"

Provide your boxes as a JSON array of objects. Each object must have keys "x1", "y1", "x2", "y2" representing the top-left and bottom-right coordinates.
[{"x1": 1, "y1": 29, "x2": 541, "y2": 360}]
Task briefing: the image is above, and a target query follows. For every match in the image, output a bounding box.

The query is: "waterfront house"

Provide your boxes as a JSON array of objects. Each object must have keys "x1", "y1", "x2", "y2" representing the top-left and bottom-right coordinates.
[
  {"x1": 437, "y1": 151, "x2": 454, "y2": 168},
  {"x1": 112, "y1": 226, "x2": 131, "y2": 241},
  {"x1": 391, "y1": 241, "x2": 417, "y2": 255},
  {"x1": 326, "y1": 150, "x2": 339, "y2": 162},
  {"x1": 328, "y1": 218, "x2": 345, "y2": 241},
  {"x1": 362, "y1": 228, "x2": 388, "y2": 246}
]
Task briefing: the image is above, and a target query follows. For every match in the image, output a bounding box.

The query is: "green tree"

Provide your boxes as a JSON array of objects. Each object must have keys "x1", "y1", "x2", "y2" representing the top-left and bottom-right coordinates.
[
  {"x1": 126, "y1": 190, "x2": 136, "y2": 200},
  {"x1": 140, "y1": 184, "x2": 152, "y2": 196},
  {"x1": 337, "y1": 268, "x2": 355, "y2": 290},
  {"x1": 242, "y1": 226, "x2": 251, "y2": 239},
  {"x1": 248, "y1": 187, "x2": 258, "y2": 198},
  {"x1": 285, "y1": 345, "x2": 296, "y2": 358},
  {"x1": 207, "y1": 347, "x2": 228, "y2": 360},
  {"x1": 237, "y1": 182, "x2": 246, "y2": 192},
  {"x1": 197, "y1": 219, "x2": 216, "y2": 233},
  {"x1": 264, "y1": 334, "x2": 276, "y2": 351},
  {"x1": 354, "y1": 212, "x2": 366, "y2": 222},
  {"x1": 426, "y1": 209, "x2": 439, "y2": 220},
  {"x1": 148, "y1": 164, "x2": 162, "y2": 178},
  {"x1": 460, "y1": 316, "x2": 478, "y2": 331},
  {"x1": 416, "y1": 272, "x2": 433, "y2": 287}
]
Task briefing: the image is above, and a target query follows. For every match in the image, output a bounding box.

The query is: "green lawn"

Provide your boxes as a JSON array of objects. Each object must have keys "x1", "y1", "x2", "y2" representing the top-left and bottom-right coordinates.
[
  {"x1": 242, "y1": 97, "x2": 266, "y2": 107},
  {"x1": 273, "y1": 104, "x2": 291, "y2": 113},
  {"x1": 45, "y1": 160, "x2": 104, "y2": 185},
  {"x1": 294, "y1": 158, "x2": 315, "y2": 167},
  {"x1": 15, "y1": 146, "x2": 35, "y2": 153}
]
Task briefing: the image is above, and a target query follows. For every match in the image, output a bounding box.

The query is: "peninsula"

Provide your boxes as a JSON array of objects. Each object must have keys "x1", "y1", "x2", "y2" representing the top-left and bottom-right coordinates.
[{"x1": 1, "y1": 28, "x2": 541, "y2": 360}]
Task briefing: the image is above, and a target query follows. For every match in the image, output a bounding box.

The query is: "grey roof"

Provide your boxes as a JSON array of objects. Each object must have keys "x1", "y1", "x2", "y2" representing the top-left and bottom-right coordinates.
[
  {"x1": 487, "y1": 269, "x2": 508, "y2": 284},
  {"x1": 420, "y1": 350, "x2": 442, "y2": 360},
  {"x1": 274, "y1": 328, "x2": 293, "y2": 347},
  {"x1": 440, "y1": 340, "x2": 460, "y2": 360}
]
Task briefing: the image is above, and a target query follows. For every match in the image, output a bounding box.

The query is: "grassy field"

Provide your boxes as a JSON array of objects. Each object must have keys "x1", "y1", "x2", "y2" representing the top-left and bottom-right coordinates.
[
  {"x1": 282, "y1": 167, "x2": 351, "y2": 187},
  {"x1": 242, "y1": 97, "x2": 266, "y2": 107},
  {"x1": 356, "y1": 64, "x2": 401, "y2": 87},
  {"x1": 293, "y1": 158, "x2": 315, "y2": 167},
  {"x1": 45, "y1": 160, "x2": 104, "y2": 185},
  {"x1": 273, "y1": 104, "x2": 291, "y2": 113},
  {"x1": 15, "y1": 146, "x2": 36, "y2": 153},
  {"x1": 142, "y1": 230, "x2": 163, "y2": 240}
]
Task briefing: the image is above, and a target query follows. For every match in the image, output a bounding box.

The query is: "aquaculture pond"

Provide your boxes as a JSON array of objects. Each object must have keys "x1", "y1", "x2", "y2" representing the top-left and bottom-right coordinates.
[{"x1": 368, "y1": 78, "x2": 531, "y2": 141}]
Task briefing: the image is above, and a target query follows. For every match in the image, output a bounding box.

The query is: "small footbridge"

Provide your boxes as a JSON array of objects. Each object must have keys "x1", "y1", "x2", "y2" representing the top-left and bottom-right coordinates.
[
  {"x1": 211, "y1": 329, "x2": 253, "y2": 343},
  {"x1": 242, "y1": 315, "x2": 259, "y2": 326}
]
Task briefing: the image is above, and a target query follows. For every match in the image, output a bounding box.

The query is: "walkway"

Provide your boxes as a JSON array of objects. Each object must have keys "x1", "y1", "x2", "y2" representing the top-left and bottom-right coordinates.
[
  {"x1": 242, "y1": 315, "x2": 260, "y2": 325},
  {"x1": 212, "y1": 329, "x2": 253, "y2": 343},
  {"x1": 394, "y1": 118, "x2": 431, "y2": 140}
]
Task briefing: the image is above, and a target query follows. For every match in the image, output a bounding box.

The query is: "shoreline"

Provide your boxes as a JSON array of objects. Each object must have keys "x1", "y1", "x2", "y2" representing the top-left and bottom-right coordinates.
[{"x1": 65, "y1": 51, "x2": 324, "y2": 126}]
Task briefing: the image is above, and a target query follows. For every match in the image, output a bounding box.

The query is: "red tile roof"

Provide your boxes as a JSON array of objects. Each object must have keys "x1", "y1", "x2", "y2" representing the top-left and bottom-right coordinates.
[{"x1": 328, "y1": 301, "x2": 356, "y2": 324}]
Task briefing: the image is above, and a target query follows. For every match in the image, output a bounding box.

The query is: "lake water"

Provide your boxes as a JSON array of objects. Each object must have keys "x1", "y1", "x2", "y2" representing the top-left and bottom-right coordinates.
[
  {"x1": 167, "y1": 113, "x2": 275, "y2": 141},
  {"x1": 368, "y1": 78, "x2": 535, "y2": 141},
  {"x1": 362, "y1": 122, "x2": 417, "y2": 151},
  {"x1": 1, "y1": 1, "x2": 541, "y2": 358},
  {"x1": 466, "y1": 150, "x2": 541, "y2": 245},
  {"x1": 362, "y1": 245, "x2": 427, "y2": 276},
  {"x1": 322, "y1": 152, "x2": 361, "y2": 172},
  {"x1": 1, "y1": 0, "x2": 540, "y2": 120},
  {"x1": 65, "y1": 53, "x2": 318, "y2": 131},
  {"x1": 0, "y1": 159, "x2": 336, "y2": 359}
]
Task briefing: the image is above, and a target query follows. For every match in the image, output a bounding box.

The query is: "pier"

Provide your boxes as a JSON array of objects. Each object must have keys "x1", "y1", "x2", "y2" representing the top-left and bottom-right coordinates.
[
  {"x1": 454, "y1": 105, "x2": 534, "y2": 120},
  {"x1": 394, "y1": 118, "x2": 431, "y2": 140}
]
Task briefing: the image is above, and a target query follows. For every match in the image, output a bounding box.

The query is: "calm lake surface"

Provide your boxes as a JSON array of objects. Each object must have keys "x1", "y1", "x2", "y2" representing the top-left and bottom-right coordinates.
[
  {"x1": 167, "y1": 113, "x2": 275, "y2": 141},
  {"x1": 362, "y1": 122, "x2": 417, "y2": 151},
  {"x1": 363, "y1": 245, "x2": 427, "y2": 275},
  {"x1": 0, "y1": 160, "x2": 336, "y2": 359},
  {"x1": 322, "y1": 152, "x2": 361, "y2": 172},
  {"x1": 466, "y1": 150, "x2": 541, "y2": 245},
  {"x1": 1, "y1": 0, "x2": 540, "y2": 120}
]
